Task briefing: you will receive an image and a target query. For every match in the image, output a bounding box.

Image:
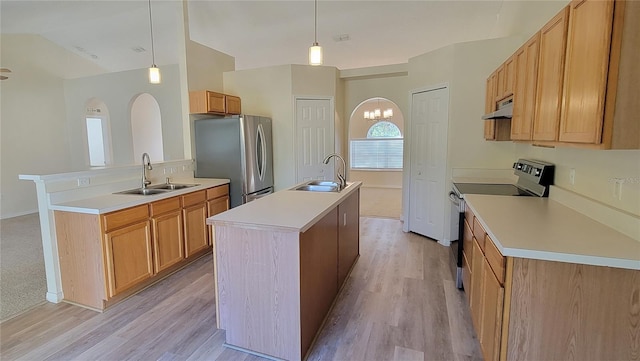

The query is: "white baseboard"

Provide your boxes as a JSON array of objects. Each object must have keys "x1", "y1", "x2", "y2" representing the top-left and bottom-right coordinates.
[{"x1": 46, "y1": 291, "x2": 64, "y2": 303}]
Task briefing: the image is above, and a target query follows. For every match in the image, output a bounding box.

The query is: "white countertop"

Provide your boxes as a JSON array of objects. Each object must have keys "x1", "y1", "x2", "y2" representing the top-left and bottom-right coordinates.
[
  {"x1": 50, "y1": 178, "x2": 230, "y2": 214},
  {"x1": 452, "y1": 176, "x2": 515, "y2": 185},
  {"x1": 464, "y1": 194, "x2": 640, "y2": 270},
  {"x1": 207, "y1": 181, "x2": 362, "y2": 233}
]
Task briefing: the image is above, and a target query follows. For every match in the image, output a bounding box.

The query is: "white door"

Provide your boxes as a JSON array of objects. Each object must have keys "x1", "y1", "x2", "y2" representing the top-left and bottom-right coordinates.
[
  {"x1": 295, "y1": 98, "x2": 334, "y2": 182},
  {"x1": 408, "y1": 87, "x2": 449, "y2": 241}
]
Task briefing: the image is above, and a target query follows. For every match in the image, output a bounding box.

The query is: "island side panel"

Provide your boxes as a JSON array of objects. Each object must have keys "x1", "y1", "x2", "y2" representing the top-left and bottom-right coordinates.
[
  {"x1": 507, "y1": 258, "x2": 640, "y2": 361},
  {"x1": 215, "y1": 225, "x2": 301, "y2": 360}
]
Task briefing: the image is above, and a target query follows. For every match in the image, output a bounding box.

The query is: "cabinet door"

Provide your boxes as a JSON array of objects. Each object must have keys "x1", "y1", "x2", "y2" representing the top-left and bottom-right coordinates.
[
  {"x1": 533, "y1": 6, "x2": 569, "y2": 141},
  {"x1": 495, "y1": 65, "x2": 506, "y2": 99},
  {"x1": 152, "y1": 210, "x2": 184, "y2": 273},
  {"x1": 504, "y1": 56, "x2": 516, "y2": 98},
  {"x1": 470, "y1": 238, "x2": 485, "y2": 333},
  {"x1": 183, "y1": 202, "x2": 209, "y2": 257},
  {"x1": 480, "y1": 257, "x2": 505, "y2": 361},
  {"x1": 225, "y1": 95, "x2": 242, "y2": 115},
  {"x1": 104, "y1": 220, "x2": 153, "y2": 297},
  {"x1": 206, "y1": 91, "x2": 226, "y2": 113},
  {"x1": 462, "y1": 220, "x2": 474, "y2": 288},
  {"x1": 207, "y1": 195, "x2": 229, "y2": 245},
  {"x1": 511, "y1": 33, "x2": 540, "y2": 141},
  {"x1": 558, "y1": 0, "x2": 614, "y2": 143},
  {"x1": 338, "y1": 190, "x2": 360, "y2": 287},
  {"x1": 484, "y1": 73, "x2": 497, "y2": 140}
]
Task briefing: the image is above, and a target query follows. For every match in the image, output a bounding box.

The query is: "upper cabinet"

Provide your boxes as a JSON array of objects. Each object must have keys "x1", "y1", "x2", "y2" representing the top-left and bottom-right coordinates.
[
  {"x1": 189, "y1": 90, "x2": 242, "y2": 115},
  {"x1": 511, "y1": 33, "x2": 540, "y2": 141},
  {"x1": 532, "y1": 6, "x2": 569, "y2": 142},
  {"x1": 484, "y1": 0, "x2": 639, "y2": 149}
]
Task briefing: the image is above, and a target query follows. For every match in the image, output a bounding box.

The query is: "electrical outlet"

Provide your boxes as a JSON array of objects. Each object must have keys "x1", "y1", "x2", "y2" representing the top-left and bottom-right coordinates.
[
  {"x1": 170, "y1": 167, "x2": 177, "y2": 174},
  {"x1": 569, "y1": 169, "x2": 576, "y2": 185},
  {"x1": 77, "y1": 177, "x2": 90, "y2": 187},
  {"x1": 163, "y1": 168, "x2": 168, "y2": 175}
]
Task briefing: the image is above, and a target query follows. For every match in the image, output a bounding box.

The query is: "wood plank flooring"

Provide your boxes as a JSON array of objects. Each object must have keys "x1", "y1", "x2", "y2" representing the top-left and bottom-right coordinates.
[{"x1": 0, "y1": 217, "x2": 482, "y2": 361}]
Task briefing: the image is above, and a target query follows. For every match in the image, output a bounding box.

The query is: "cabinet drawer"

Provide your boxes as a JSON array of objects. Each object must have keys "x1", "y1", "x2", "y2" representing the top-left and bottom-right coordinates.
[
  {"x1": 207, "y1": 184, "x2": 229, "y2": 200},
  {"x1": 102, "y1": 205, "x2": 149, "y2": 233},
  {"x1": 150, "y1": 196, "x2": 181, "y2": 217},
  {"x1": 182, "y1": 190, "x2": 206, "y2": 207},
  {"x1": 473, "y1": 217, "x2": 486, "y2": 251},
  {"x1": 485, "y1": 235, "x2": 506, "y2": 285},
  {"x1": 464, "y1": 207, "x2": 474, "y2": 225},
  {"x1": 463, "y1": 219, "x2": 474, "y2": 269}
]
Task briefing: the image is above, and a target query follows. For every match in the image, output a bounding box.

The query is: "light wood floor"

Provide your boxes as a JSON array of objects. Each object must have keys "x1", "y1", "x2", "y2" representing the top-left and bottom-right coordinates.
[{"x1": 0, "y1": 217, "x2": 481, "y2": 361}]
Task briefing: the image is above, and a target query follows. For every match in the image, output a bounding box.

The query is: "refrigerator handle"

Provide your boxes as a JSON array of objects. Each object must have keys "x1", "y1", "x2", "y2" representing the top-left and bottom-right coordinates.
[{"x1": 256, "y1": 123, "x2": 267, "y2": 181}]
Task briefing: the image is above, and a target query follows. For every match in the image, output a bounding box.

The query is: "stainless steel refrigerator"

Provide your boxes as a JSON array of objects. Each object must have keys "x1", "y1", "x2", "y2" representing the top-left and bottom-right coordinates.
[{"x1": 194, "y1": 115, "x2": 274, "y2": 208}]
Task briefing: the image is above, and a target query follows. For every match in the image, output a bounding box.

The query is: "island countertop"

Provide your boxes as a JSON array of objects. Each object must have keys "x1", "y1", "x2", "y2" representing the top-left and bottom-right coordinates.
[
  {"x1": 49, "y1": 178, "x2": 230, "y2": 215},
  {"x1": 464, "y1": 194, "x2": 640, "y2": 270},
  {"x1": 207, "y1": 181, "x2": 362, "y2": 233}
]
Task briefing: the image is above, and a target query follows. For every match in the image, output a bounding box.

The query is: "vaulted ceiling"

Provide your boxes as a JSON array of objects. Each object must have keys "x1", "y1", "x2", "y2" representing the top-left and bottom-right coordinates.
[{"x1": 0, "y1": 1, "x2": 567, "y2": 73}]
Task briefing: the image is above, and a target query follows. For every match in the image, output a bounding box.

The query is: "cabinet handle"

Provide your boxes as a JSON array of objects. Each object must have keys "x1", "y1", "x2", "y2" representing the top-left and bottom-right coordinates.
[{"x1": 343, "y1": 213, "x2": 347, "y2": 226}]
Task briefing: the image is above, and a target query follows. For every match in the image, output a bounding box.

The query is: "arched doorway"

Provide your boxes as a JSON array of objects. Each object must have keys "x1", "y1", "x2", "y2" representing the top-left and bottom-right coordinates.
[
  {"x1": 130, "y1": 93, "x2": 164, "y2": 163},
  {"x1": 349, "y1": 97, "x2": 404, "y2": 219}
]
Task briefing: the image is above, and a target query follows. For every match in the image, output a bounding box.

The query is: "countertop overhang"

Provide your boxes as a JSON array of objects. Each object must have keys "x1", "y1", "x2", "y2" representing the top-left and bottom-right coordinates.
[
  {"x1": 49, "y1": 178, "x2": 230, "y2": 214},
  {"x1": 207, "y1": 181, "x2": 362, "y2": 233},
  {"x1": 464, "y1": 194, "x2": 640, "y2": 270}
]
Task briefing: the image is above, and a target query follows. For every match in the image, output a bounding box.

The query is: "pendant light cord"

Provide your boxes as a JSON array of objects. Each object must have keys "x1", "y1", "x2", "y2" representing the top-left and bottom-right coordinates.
[
  {"x1": 314, "y1": 0, "x2": 318, "y2": 45},
  {"x1": 148, "y1": 0, "x2": 156, "y2": 66}
]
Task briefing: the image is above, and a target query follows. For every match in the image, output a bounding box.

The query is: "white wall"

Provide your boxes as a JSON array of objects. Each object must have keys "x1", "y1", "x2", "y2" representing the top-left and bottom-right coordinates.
[
  {"x1": 224, "y1": 65, "x2": 342, "y2": 191},
  {"x1": 63, "y1": 65, "x2": 185, "y2": 168},
  {"x1": 0, "y1": 35, "x2": 98, "y2": 218}
]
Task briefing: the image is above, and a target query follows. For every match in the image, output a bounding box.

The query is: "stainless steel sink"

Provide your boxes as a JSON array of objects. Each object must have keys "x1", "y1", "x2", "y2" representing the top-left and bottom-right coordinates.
[
  {"x1": 306, "y1": 181, "x2": 339, "y2": 188},
  {"x1": 294, "y1": 184, "x2": 339, "y2": 192},
  {"x1": 116, "y1": 188, "x2": 168, "y2": 196},
  {"x1": 148, "y1": 183, "x2": 199, "y2": 190}
]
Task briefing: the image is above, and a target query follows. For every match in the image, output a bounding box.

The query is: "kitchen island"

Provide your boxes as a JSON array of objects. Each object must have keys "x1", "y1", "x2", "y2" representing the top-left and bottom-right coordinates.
[{"x1": 207, "y1": 181, "x2": 362, "y2": 361}]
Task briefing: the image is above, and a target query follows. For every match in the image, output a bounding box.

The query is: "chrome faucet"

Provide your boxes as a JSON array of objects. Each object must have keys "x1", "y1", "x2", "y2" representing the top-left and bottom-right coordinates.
[
  {"x1": 141, "y1": 152, "x2": 152, "y2": 189},
  {"x1": 323, "y1": 153, "x2": 347, "y2": 190}
]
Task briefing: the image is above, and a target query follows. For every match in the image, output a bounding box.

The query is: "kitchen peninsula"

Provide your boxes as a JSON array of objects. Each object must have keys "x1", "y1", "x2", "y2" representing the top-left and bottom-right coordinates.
[{"x1": 207, "y1": 181, "x2": 362, "y2": 361}]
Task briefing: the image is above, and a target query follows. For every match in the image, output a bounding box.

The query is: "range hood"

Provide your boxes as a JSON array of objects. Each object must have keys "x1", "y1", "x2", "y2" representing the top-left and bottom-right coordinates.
[{"x1": 482, "y1": 98, "x2": 513, "y2": 119}]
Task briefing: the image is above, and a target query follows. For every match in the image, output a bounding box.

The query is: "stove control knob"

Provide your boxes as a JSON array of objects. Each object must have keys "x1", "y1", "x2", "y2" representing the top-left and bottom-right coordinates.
[
  {"x1": 516, "y1": 163, "x2": 523, "y2": 170},
  {"x1": 535, "y1": 168, "x2": 541, "y2": 176}
]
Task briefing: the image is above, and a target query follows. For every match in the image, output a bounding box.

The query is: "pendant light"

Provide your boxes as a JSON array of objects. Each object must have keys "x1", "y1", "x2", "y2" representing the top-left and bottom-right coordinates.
[
  {"x1": 148, "y1": 0, "x2": 160, "y2": 84},
  {"x1": 309, "y1": 0, "x2": 323, "y2": 66}
]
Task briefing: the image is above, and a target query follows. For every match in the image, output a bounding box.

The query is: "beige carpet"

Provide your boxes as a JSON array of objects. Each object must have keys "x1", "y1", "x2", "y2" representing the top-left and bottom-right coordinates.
[
  {"x1": 359, "y1": 187, "x2": 403, "y2": 219},
  {"x1": 0, "y1": 213, "x2": 47, "y2": 321}
]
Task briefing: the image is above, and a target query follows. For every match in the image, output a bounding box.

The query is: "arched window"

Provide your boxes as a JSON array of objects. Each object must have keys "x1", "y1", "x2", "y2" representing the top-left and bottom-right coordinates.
[{"x1": 351, "y1": 121, "x2": 404, "y2": 170}]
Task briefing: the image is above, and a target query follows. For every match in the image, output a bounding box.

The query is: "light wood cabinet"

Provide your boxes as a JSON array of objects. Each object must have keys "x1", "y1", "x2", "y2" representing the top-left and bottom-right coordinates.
[
  {"x1": 206, "y1": 184, "x2": 230, "y2": 246},
  {"x1": 182, "y1": 190, "x2": 209, "y2": 257},
  {"x1": 54, "y1": 185, "x2": 228, "y2": 311},
  {"x1": 470, "y1": 238, "x2": 485, "y2": 332},
  {"x1": 479, "y1": 257, "x2": 505, "y2": 361},
  {"x1": 104, "y1": 220, "x2": 153, "y2": 298},
  {"x1": 337, "y1": 189, "x2": 360, "y2": 287},
  {"x1": 150, "y1": 197, "x2": 184, "y2": 273},
  {"x1": 558, "y1": 0, "x2": 614, "y2": 143},
  {"x1": 189, "y1": 90, "x2": 242, "y2": 115},
  {"x1": 484, "y1": 72, "x2": 511, "y2": 141},
  {"x1": 510, "y1": 33, "x2": 540, "y2": 141},
  {"x1": 503, "y1": 56, "x2": 516, "y2": 99},
  {"x1": 225, "y1": 95, "x2": 242, "y2": 115},
  {"x1": 533, "y1": 6, "x2": 569, "y2": 141}
]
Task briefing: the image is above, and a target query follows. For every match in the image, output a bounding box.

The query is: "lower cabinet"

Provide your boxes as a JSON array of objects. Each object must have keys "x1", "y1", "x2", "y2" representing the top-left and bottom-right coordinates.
[
  {"x1": 182, "y1": 190, "x2": 209, "y2": 257},
  {"x1": 54, "y1": 184, "x2": 229, "y2": 311},
  {"x1": 479, "y1": 256, "x2": 505, "y2": 361},
  {"x1": 206, "y1": 184, "x2": 230, "y2": 246},
  {"x1": 104, "y1": 220, "x2": 153, "y2": 298},
  {"x1": 150, "y1": 197, "x2": 184, "y2": 273}
]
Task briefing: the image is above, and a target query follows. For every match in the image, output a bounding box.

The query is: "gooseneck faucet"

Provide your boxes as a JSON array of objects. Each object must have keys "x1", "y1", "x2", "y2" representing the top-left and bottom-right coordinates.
[
  {"x1": 323, "y1": 153, "x2": 347, "y2": 190},
  {"x1": 141, "y1": 152, "x2": 153, "y2": 189}
]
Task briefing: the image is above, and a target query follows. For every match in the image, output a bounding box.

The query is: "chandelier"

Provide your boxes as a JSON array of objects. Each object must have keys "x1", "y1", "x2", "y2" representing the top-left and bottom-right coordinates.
[{"x1": 364, "y1": 108, "x2": 393, "y2": 121}]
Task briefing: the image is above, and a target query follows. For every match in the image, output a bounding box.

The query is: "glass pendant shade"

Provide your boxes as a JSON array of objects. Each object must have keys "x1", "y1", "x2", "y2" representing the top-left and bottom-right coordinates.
[
  {"x1": 309, "y1": 43, "x2": 323, "y2": 66},
  {"x1": 149, "y1": 66, "x2": 161, "y2": 84}
]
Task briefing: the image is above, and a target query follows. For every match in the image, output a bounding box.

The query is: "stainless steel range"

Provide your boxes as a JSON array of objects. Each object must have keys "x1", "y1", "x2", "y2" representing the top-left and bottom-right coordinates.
[{"x1": 449, "y1": 159, "x2": 555, "y2": 288}]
